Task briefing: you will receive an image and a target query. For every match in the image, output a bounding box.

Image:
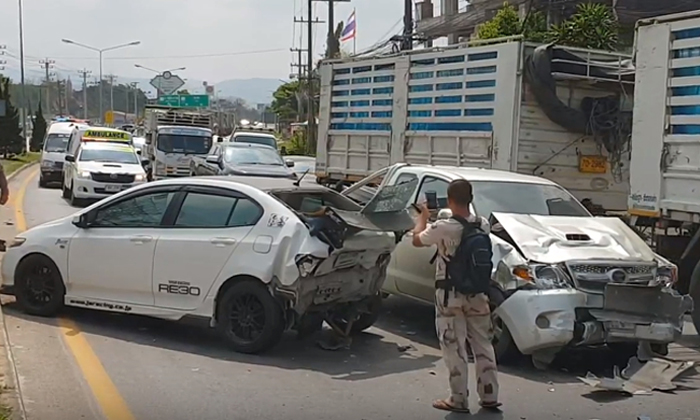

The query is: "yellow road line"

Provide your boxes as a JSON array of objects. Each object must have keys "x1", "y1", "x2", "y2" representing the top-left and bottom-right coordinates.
[
  {"x1": 13, "y1": 168, "x2": 38, "y2": 233},
  {"x1": 14, "y1": 169, "x2": 136, "y2": 420}
]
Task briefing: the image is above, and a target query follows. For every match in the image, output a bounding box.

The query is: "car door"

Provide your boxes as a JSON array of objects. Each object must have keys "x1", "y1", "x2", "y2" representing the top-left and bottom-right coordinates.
[
  {"x1": 151, "y1": 185, "x2": 264, "y2": 310},
  {"x1": 67, "y1": 186, "x2": 181, "y2": 305},
  {"x1": 393, "y1": 175, "x2": 451, "y2": 303}
]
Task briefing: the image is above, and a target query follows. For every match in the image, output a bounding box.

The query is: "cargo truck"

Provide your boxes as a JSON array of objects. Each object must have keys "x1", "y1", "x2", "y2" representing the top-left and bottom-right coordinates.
[
  {"x1": 143, "y1": 105, "x2": 214, "y2": 180},
  {"x1": 627, "y1": 10, "x2": 700, "y2": 333},
  {"x1": 315, "y1": 37, "x2": 636, "y2": 214}
]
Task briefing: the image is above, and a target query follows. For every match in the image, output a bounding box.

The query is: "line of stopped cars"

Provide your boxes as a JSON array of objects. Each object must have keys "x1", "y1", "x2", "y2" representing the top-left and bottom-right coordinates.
[{"x1": 6, "y1": 128, "x2": 693, "y2": 365}]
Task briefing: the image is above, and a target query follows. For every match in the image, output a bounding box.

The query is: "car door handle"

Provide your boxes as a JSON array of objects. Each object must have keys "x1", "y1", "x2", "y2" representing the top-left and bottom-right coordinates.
[
  {"x1": 211, "y1": 237, "x2": 237, "y2": 246},
  {"x1": 130, "y1": 235, "x2": 153, "y2": 243}
]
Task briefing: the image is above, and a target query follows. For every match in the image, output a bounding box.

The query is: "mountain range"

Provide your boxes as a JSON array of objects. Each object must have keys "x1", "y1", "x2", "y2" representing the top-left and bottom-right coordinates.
[{"x1": 1, "y1": 68, "x2": 284, "y2": 106}]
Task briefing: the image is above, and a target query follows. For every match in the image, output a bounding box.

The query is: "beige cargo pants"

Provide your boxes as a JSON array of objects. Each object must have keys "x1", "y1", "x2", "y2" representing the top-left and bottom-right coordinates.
[{"x1": 435, "y1": 289, "x2": 499, "y2": 408}]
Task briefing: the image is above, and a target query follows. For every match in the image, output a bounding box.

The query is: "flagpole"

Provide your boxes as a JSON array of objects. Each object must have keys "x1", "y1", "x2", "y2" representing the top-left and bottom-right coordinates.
[{"x1": 353, "y1": 7, "x2": 357, "y2": 55}]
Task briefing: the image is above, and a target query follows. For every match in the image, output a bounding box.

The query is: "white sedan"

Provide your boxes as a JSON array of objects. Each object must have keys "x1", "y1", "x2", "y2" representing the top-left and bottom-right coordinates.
[{"x1": 1, "y1": 176, "x2": 414, "y2": 354}]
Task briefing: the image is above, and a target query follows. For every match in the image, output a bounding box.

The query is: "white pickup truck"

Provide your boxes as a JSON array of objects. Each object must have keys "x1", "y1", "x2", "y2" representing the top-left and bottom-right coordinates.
[{"x1": 345, "y1": 163, "x2": 691, "y2": 366}]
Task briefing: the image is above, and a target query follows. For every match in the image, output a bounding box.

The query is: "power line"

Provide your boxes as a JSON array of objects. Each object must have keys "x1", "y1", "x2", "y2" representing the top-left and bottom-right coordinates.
[{"x1": 21, "y1": 47, "x2": 288, "y2": 61}]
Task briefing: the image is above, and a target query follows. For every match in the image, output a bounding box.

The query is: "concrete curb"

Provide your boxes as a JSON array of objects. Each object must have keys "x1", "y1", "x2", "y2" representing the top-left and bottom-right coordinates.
[
  {"x1": 6, "y1": 161, "x2": 39, "y2": 183},
  {"x1": 0, "y1": 161, "x2": 36, "y2": 420}
]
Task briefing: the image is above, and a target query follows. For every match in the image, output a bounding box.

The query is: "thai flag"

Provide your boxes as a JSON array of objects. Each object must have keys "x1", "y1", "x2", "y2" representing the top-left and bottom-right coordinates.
[{"x1": 340, "y1": 10, "x2": 356, "y2": 42}]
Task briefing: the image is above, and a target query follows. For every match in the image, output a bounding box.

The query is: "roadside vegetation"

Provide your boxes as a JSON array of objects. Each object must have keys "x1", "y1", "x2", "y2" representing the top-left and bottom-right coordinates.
[{"x1": 1, "y1": 152, "x2": 40, "y2": 176}]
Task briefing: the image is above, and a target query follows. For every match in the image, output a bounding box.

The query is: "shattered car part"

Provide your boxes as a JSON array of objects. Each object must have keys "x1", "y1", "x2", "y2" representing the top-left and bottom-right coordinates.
[{"x1": 579, "y1": 358, "x2": 696, "y2": 395}]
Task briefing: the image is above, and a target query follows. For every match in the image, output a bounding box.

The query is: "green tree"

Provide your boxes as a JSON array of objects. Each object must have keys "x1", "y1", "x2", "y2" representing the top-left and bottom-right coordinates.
[
  {"x1": 177, "y1": 89, "x2": 190, "y2": 95},
  {"x1": 30, "y1": 104, "x2": 47, "y2": 152},
  {"x1": 550, "y1": 3, "x2": 619, "y2": 50},
  {"x1": 271, "y1": 80, "x2": 303, "y2": 123},
  {"x1": 476, "y1": 2, "x2": 620, "y2": 50},
  {"x1": 0, "y1": 77, "x2": 24, "y2": 157}
]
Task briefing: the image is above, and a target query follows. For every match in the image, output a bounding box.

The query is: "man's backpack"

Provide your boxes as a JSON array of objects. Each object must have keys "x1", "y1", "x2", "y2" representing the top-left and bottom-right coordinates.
[{"x1": 436, "y1": 216, "x2": 493, "y2": 302}]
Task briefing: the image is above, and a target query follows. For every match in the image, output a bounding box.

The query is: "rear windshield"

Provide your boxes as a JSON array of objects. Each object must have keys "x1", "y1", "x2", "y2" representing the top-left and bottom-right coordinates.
[
  {"x1": 44, "y1": 133, "x2": 70, "y2": 152},
  {"x1": 157, "y1": 134, "x2": 212, "y2": 155},
  {"x1": 233, "y1": 135, "x2": 277, "y2": 149}
]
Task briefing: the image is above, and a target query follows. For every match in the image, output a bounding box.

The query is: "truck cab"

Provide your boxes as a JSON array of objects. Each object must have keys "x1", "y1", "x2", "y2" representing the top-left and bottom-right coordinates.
[{"x1": 143, "y1": 106, "x2": 214, "y2": 180}]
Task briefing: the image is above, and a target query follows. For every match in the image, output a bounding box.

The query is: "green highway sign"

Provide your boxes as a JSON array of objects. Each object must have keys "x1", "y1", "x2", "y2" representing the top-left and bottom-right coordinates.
[{"x1": 157, "y1": 94, "x2": 210, "y2": 108}]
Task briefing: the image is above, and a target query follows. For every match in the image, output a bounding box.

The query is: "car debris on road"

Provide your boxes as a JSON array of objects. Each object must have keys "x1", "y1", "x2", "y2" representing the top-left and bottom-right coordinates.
[{"x1": 579, "y1": 357, "x2": 695, "y2": 395}]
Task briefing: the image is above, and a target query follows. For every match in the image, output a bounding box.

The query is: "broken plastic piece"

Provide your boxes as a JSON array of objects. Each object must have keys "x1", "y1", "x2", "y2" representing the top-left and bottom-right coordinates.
[{"x1": 578, "y1": 357, "x2": 696, "y2": 395}]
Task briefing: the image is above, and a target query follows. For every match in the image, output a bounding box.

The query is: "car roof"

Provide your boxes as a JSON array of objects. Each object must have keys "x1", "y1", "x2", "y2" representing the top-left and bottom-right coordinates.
[
  {"x1": 233, "y1": 131, "x2": 276, "y2": 138},
  {"x1": 48, "y1": 122, "x2": 84, "y2": 134},
  {"x1": 409, "y1": 165, "x2": 559, "y2": 186},
  {"x1": 150, "y1": 176, "x2": 325, "y2": 192},
  {"x1": 219, "y1": 142, "x2": 275, "y2": 150},
  {"x1": 158, "y1": 125, "x2": 212, "y2": 132},
  {"x1": 81, "y1": 142, "x2": 135, "y2": 152}
]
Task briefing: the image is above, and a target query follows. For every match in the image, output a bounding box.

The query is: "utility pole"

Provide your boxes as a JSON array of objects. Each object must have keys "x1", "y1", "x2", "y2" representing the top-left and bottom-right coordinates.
[
  {"x1": 106, "y1": 74, "x2": 117, "y2": 114},
  {"x1": 130, "y1": 82, "x2": 139, "y2": 121},
  {"x1": 39, "y1": 58, "x2": 55, "y2": 113},
  {"x1": 78, "y1": 69, "x2": 91, "y2": 119},
  {"x1": 290, "y1": 48, "x2": 307, "y2": 80},
  {"x1": 56, "y1": 79, "x2": 65, "y2": 116},
  {"x1": 402, "y1": 0, "x2": 414, "y2": 51},
  {"x1": 0, "y1": 45, "x2": 6, "y2": 73}
]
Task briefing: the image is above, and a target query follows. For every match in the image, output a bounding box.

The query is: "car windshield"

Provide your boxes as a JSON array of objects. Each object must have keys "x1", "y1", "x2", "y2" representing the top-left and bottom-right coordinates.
[
  {"x1": 157, "y1": 134, "x2": 212, "y2": 154},
  {"x1": 79, "y1": 148, "x2": 139, "y2": 164},
  {"x1": 233, "y1": 135, "x2": 277, "y2": 149},
  {"x1": 224, "y1": 147, "x2": 284, "y2": 166},
  {"x1": 44, "y1": 134, "x2": 70, "y2": 152},
  {"x1": 470, "y1": 181, "x2": 591, "y2": 218}
]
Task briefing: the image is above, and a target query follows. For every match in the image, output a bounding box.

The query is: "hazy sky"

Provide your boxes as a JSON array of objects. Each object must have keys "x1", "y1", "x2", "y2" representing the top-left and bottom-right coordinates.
[{"x1": 1, "y1": 0, "x2": 405, "y2": 84}]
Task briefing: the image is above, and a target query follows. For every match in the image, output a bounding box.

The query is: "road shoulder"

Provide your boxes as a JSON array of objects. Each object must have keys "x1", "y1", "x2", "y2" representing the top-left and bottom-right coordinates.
[{"x1": 0, "y1": 161, "x2": 39, "y2": 420}]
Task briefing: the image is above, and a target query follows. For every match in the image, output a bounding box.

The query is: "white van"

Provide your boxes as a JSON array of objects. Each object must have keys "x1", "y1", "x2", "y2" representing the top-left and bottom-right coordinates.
[{"x1": 39, "y1": 122, "x2": 89, "y2": 188}]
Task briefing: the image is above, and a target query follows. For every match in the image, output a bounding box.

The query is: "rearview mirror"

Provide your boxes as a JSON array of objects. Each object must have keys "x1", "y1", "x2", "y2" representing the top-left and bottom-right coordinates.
[
  {"x1": 205, "y1": 155, "x2": 220, "y2": 164},
  {"x1": 65, "y1": 155, "x2": 75, "y2": 162},
  {"x1": 285, "y1": 159, "x2": 295, "y2": 168}
]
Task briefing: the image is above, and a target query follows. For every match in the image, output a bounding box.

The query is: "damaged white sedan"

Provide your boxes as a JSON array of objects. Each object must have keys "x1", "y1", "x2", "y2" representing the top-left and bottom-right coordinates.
[
  {"x1": 0, "y1": 176, "x2": 415, "y2": 354},
  {"x1": 351, "y1": 163, "x2": 693, "y2": 366}
]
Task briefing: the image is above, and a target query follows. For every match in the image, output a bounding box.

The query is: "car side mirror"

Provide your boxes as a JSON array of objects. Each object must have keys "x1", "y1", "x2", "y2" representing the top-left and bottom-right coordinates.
[
  {"x1": 72, "y1": 212, "x2": 94, "y2": 228},
  {"x1": 285, "y1": 159, "x2": 295, "y2": 168},
  {"x1": 206, "y1": 155, "x2": 220, "y2": 164},
  {"x1": 65, "y1": 155, "x2": 75, "y2": 162},
  {"x1": 136, "y1": 149, "x2": 142, "y2": 155}
]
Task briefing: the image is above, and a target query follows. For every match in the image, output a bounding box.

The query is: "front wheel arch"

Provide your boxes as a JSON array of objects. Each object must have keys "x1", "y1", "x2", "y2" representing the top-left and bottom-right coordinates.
[
  {"x1": 213, "y1": 275, "x2": 281, "y2": 323},
  {"x1": 14, "y1": 253, "x2": 66, "y2": 317}
]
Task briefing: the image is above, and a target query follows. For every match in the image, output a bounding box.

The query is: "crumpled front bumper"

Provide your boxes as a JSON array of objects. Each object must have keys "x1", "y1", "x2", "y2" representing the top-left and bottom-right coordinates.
[{"x1": 495, "y1": 284, "x2": 693, "y2": 355}]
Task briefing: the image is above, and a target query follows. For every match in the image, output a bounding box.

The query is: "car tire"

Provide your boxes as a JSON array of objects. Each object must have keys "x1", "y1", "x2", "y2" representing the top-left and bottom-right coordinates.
[
  {"x1": 330, "y1": 292, "x2": 383, "y2": 334},
  {"x1": 62, "y1": 181, "x2": 70, "y2": 198},
  {"x1": 488, "y1": 285, "x2": 521, "y2": 364},
  {"x1": 38, "y1": 176, "x2": 48, "y2": 188},
  {"x1": 14, "y1": 254, "x2": 65, "y2": 317},
  {"x1": 688, "y1": 260, "x2": 700, "y2": 336},
  {"x1": 68, "y1": 182, "x2": 80, "y2": 207},
  {"x1": 216, "y1": 279, "x2": 285, "y2": 354}
]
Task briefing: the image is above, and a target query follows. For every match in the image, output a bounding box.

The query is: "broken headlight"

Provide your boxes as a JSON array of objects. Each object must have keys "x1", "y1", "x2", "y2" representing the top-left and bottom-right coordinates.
[
  {"x1": 511, "y1": 264, "x2": 572, "y2": 289},
  {"x1": 655, "y1": 264, "x2": 678, "y2": 287}
]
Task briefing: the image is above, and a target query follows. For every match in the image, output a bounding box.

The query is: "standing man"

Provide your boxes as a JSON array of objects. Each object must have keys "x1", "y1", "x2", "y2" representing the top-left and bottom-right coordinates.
[
  {"x1": 412, "y1": 179, "x2": 501, "y2": 413},
  {"x1": 0, "y1": 165, "x2": 8, "y2": 205}
]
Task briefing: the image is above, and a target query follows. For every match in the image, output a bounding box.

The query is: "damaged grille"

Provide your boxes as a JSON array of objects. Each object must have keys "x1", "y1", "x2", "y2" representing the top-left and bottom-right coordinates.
[{"x1": 565, "y1": 261, "x2": 657, "y2": 294}]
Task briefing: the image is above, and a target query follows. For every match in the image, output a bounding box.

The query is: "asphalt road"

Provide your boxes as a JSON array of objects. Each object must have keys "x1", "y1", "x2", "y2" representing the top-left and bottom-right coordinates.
[{"x1": 2, "y1": 167, "x2": 700, "y2": 420}]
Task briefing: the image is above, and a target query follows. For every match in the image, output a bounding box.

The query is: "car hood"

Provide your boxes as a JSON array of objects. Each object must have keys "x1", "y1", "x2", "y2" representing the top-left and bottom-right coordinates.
[
  {"x1": 492, "y1": 212, "x2": 656, "y2": 264},
  {"x1": 77, "y1": 161, "x2": 145, "y2": 175},
  {"x1": 41, "y1": 151, "x2": 67, "y2": 162},
  {"x1": 227, "y1": 164, "x2": 294, "y2": 178}
]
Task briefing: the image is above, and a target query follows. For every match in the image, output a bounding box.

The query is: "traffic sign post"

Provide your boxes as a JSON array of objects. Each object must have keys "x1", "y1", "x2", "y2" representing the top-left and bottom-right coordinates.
[
  {"x1": 157, "y1": 94, "x2": 210, "y2": 108},
  {"x1": 149, "y1": 72, "x2": 185, "y2": 96}
]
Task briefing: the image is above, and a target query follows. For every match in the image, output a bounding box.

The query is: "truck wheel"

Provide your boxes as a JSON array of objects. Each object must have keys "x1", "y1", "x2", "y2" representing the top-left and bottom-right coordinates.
[
  {"x1": 688, "y1": 260, "x2": 700, "y2": 336},
  {"x1": 489, "y1": 285, "x2": 521, "y2": 364},
  {"x1": 68, "y1": 183, "x2": 81, "y2": 207},
  {"x1": 38, "y1": 176, "x2": 47, "y2": 188},
  {"x1": 216, "y1": 279, "x2": 285, "y2": 354},
  {"x1": 15, "y1": 254, "x2": 65, "y2": 317},
  {"x1": 62, "y1": 182, "x2": 70, "y2": 198}
]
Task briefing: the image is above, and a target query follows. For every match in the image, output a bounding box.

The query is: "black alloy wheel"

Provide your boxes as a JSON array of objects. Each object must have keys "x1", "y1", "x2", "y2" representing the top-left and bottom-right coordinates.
[{"x1": 15, "y1": 255, "x2": 65, "y2": 316}]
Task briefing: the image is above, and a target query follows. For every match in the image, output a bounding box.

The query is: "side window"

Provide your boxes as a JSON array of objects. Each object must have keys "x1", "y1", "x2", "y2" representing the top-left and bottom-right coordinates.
[
  {"x1": 92, "y1": 191, "x2": 176, "y2": 227},
  {"x1": 174, "y1": 192, "x2": 263, "y2": 228},
  {"x1": 416, "y1": 176, "x2": 450, "y2": 208},
  {"x1": 394, "y1": 173, "x2": 418, "y2": 186}
]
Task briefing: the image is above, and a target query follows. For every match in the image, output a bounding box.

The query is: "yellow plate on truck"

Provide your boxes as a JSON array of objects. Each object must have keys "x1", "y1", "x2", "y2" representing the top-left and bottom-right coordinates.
[
  {"x1": 579, "y1": 155, "x2": 607, "y2": 174},
  {"x1": 83, "y1": 129, "x2": 131, "y2": 142}
]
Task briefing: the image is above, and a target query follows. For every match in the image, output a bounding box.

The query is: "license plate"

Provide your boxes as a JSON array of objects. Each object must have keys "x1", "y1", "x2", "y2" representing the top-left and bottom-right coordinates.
[
  {"x1": 105, "y1": 185, "x2": 122, "y2": 192},
  {"x1": 578, "y1": 155, "x2": 607, "y2": 173},
  {"x1": 334, "y1": 252, "x2": 360, "y2": 268}
]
